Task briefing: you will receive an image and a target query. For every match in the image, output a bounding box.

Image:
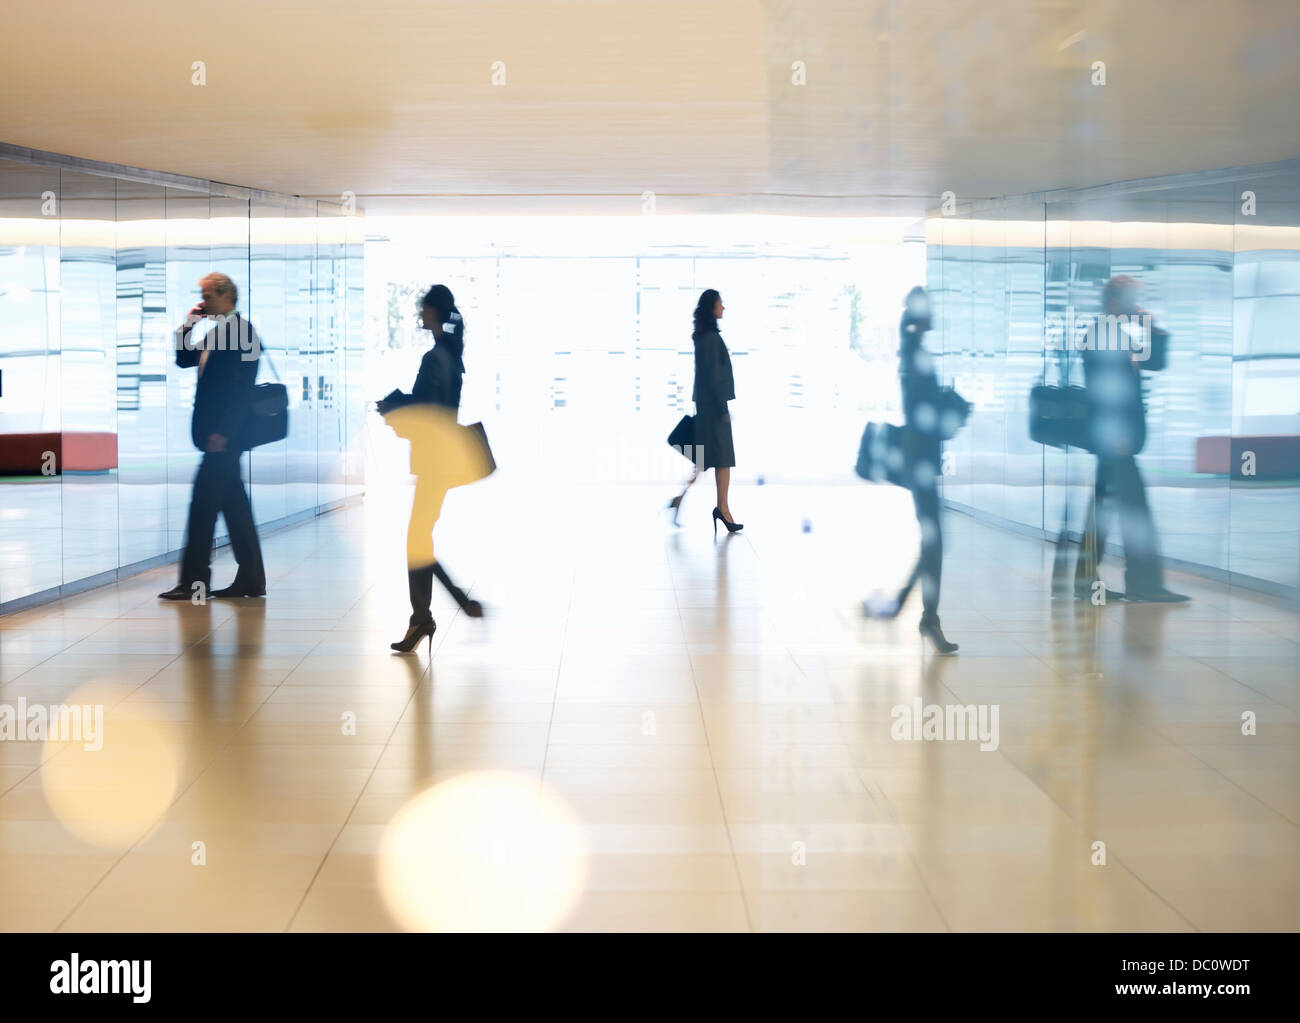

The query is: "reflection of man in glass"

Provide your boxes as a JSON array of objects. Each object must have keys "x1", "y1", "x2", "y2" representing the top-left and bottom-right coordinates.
[
  {"x1": 159, "y1": 273, "x2": 267, "y2": 601},
  {"x1": 1074, "y1": 275, "x2": 1188, "y2": 603}
]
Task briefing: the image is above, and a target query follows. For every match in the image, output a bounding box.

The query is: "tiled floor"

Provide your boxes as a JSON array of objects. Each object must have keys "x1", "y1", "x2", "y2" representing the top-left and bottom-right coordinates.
[{"x1": 0, "y1": 479, "x2": 1296, "y2": 932}]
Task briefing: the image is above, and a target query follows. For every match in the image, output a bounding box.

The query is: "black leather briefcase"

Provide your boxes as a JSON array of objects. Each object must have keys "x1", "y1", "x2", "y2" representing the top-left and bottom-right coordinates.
[{"x1": 246, "y1": 382, "x2": 289, "y2": 448}]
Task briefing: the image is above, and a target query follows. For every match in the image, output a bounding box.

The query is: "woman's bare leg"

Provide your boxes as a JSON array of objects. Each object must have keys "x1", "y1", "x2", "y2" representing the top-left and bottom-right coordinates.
[
  {"x1": 668, "y1": 466, "x2": 698, "y2": 525},
  {"x1": 678, "y1": 466, "x2": 698, "y2": 503},
  {"x1": 715, "y1": 466, "x2": 731, "y2": 520}
]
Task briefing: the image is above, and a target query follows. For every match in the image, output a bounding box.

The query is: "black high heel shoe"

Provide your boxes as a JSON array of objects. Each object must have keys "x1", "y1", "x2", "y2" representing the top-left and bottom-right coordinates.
[
  {"x1": 712, "y1": 507, "x2": 743, "y2": 536},
  {"x1": 919, "y1": 615, "x2": 958, "y2": 655},
  {"x1": 667, "y1": 495, "x2": 683, "y2": 526},
  {"x1": 391, "y1": 620, "x2": 436, "y2": 654}
]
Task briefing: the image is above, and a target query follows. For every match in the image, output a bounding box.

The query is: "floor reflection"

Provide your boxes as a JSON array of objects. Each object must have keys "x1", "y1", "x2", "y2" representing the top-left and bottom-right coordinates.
[{"x1": 0, "y1": 482, "x2": 1294, "y2": 931}]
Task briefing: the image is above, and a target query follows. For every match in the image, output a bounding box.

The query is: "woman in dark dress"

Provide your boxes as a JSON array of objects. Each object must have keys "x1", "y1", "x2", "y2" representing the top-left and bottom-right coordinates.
[
  {"x1": 684, "y1": 289, "x2": 741, "y2": 536},
  {"x1": 894, "y1": 286, "x2": 957, "y2": 654},
  {"x1": 377, "y1": 284, "x2": 484, "y2": 653}
]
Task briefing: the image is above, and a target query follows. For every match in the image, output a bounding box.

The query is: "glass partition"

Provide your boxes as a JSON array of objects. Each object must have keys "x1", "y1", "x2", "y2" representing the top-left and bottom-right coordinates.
[
  {"x1": 0, "y1": 158, "x2": 62, "y2": 603},
  {"x1": 116, "y1": 178, "x2": 170, "y2": 567},
  {"x1": 927, "y1": 165, "x2": 1299, "y2": 595},
  {"x1": 283, "y1": 203, "x2": 317, "y2": 519},
  {"x1": 0, "y1": 148, "x2": 364, "y2": 611},
  {"x1": 248, "y1": 200, "x2": 289, "y2": 525},
  {"x1": 316, "y1": 201, "x2": 346, "y2": 509}
]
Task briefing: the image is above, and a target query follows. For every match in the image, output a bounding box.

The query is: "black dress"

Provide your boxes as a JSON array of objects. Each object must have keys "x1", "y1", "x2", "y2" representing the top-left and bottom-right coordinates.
[{"x1": 692, "y1": 329, "x2": 736, "y2": 469}]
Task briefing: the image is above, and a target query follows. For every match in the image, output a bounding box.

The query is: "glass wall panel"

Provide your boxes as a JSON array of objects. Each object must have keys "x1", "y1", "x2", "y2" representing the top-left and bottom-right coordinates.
[
  {"x1": 344, "y1": 213, "x2": 366, "y2": 499},
  {"x1": 927, "y1": 166, "x2": 1298, "y2": 596},
  {"x1": 0, "y1": 147, "x2": 364, "y2": 614},
  {"x1": 165, "y1": 187, "x2": 211, "y2": 554},
  {"x1": 316, "y1": 201, "x2": 346, "y2": 509},
  {"x1": 283, "y1": 204, "x2": 317, "y2": 518},
  {"x1": 248, "y1": 201, "x2": 289, "y2": 525},
  {"x1": 0, "y1": 158, "x2": 61, "y2": 603},
  {"x1": 58, "y1": 169, "x2": 118, "y2": 584},
  {"x1": 1043, "y1": 210, "x2": 1080, "y2": 559},
  {"x1": 210, "y1": 194, "x2": 250, "y2": 545},
  {"x1": 116, "y1": 178, "x2": 170, "y2": 566},
  {"x1": 1230, "y1": 171, "x2": 1300, "y2": 590},
  {"x1": 1003, "y1": 205, "x2": 1047, "y2": 533}
]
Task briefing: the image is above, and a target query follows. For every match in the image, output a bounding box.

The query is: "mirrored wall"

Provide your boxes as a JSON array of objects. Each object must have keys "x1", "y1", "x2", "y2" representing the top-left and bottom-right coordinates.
[
  {"x1": 0, "y1": 149, "x2": 364, "y2": 610},
  {"x1": 927, "y1": 163, "x2": 1300, "y2": 595}
]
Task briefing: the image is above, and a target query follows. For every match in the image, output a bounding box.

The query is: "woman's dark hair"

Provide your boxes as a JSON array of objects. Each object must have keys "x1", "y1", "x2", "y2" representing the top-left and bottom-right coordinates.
[
  {"x1": 420, "y1": 284, "x2": 464, "y2": 358},
  {"x1": 692, "y1": 289, "x2": 721, "y2": 341}
]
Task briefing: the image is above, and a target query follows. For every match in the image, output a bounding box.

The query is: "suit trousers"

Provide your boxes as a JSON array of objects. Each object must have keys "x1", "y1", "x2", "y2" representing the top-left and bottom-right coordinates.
[
  {"x1": 179, "y1": 451, "x2": 266, "y2": 591},
  {"x1": 1075, "y1": 453, "x2": 1163, "y2": 593}
]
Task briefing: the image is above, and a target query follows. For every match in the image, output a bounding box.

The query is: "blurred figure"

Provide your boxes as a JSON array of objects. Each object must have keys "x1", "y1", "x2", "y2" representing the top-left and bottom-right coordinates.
[
  {"x1": 377, "y1": 284, "x2": 485, "y2": 654},
  {"x1": 894, "y1": 287, "x2": 958, "y2": 654},
  {"x1": 690, "y1": 289, "x2": 742, "y2": 536},
  {"x1": 665, "y1": 462, "x2": 698, "y2": 527},
  {"x1": 159, "y1": 273, "x2": 267, "y2": 601},
  {"x1": 1074, "y1": 276, "x2": 1188, "y2": 603}
]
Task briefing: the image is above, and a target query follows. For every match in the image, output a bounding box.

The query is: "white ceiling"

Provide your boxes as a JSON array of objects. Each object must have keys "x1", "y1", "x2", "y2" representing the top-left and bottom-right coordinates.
[{"x1": 2, "y1": 0, "x2": 1298, "y2": 216}]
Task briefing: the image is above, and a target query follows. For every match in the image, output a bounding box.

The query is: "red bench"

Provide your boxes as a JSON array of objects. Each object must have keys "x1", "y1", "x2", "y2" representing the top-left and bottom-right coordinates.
[
  {"x1": 1195, "y1": 435, "x2": 1300, "y2": 479},
  {"x1": 0, "y1": 432, "x2": 119, "y2": 474}
]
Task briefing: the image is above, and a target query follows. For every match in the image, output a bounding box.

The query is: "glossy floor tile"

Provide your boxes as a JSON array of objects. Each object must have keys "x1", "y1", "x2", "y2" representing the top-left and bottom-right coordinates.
[{"x1": 0, "y1": 482, "x2": 1296, "y2": 931}]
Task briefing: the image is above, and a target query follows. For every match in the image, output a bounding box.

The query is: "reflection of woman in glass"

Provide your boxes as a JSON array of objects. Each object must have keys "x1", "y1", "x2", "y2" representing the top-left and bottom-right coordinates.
[
  {"x1": 893, "y1": 287, "x2": 957, "y2": 654},
  {"x1": 377, "y1": 285, "x2": 484, "y2": 653},
  {"x1": 690, "y1": 290, "x2": 742, "y2": 536}
]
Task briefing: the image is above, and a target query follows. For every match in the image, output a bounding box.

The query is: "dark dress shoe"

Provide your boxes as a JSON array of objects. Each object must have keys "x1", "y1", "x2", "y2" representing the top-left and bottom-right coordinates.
[
  {"x1": 1074, "y1": 583, "x2": 1125, "y2": 603},
  {"x1": 159, "y1": 585, "x2": 200, "y2": 601},
  {"x1": 1124, "y1": 588, "x2": 1190, "y2": 604},
  {"x1": 210, "y1": 582, "x2": 266, "y2": 598}
]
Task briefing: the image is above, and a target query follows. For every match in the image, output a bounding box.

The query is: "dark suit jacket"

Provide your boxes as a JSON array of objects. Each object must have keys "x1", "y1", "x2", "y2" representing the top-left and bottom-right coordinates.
[
  {"x1": 175, "y1": 313, "x2": 261, "y2": 452},
  {"x1": 692, "y1": 329, "x2": 735, "y2": 409},
  {"x1": 385, "y1": 342, "x2": 464, "y2": 414},
  {"x1": 1081, "y1": 315, "x2": 1157, "y2": 457}
]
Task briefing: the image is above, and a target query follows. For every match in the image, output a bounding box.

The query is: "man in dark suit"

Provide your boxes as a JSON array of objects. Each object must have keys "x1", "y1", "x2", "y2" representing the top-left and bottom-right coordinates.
[
  {"x1": 1073, "y1": 275, "x2": 1187, "y2": 604},
  {"x1": 159, "y1": 273, "x2": 267, "y2": 601}
]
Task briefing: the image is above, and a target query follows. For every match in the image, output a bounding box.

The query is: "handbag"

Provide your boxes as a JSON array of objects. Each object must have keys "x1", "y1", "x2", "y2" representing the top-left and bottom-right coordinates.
[
  {"x1": 667, "y1": 414, "x2": 696, "y2": 461},
  {"x1": 1028, "y1": 384, "x2": 1089, "y2": 450},
  {"x1": 462, "y1": 421, "x2": 497, "y2": 481},
  {"x1": 936, "y1": 385, "x2": 972, "y2": 440},
  {"x1": 1144, "y1": 324, "x2": 1170, "y2": 372},
  {"x1": 855, "y1": 421, "x2": 911, "y2": 487},
  {"x1": 1028, "y1": 354, "x2": 1089, "y2": 451},
  {"x1": 246, "y1": 349, "x2": 289, "y2": 449}
]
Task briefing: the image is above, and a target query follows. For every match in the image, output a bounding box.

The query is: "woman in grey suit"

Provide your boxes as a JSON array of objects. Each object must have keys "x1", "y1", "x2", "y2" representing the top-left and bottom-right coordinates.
[{"x1": 689, "y1": 289, "x2": 742, "y2": 535}]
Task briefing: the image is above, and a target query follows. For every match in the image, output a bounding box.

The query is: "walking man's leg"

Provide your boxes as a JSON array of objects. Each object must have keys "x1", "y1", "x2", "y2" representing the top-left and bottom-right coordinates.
[
  {"x1": 1076, "y1": 457, "x2": 1111, "y2": 596},
  {"x1": 177, "y1": 454, "x2": 222, "y2": 597},
  {"x1": 1113, "y1": 454, "x2": 1164, "y2": 595},
  {"x1": 213, "y1": 452, "x2": 266, "y2": 594}
]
